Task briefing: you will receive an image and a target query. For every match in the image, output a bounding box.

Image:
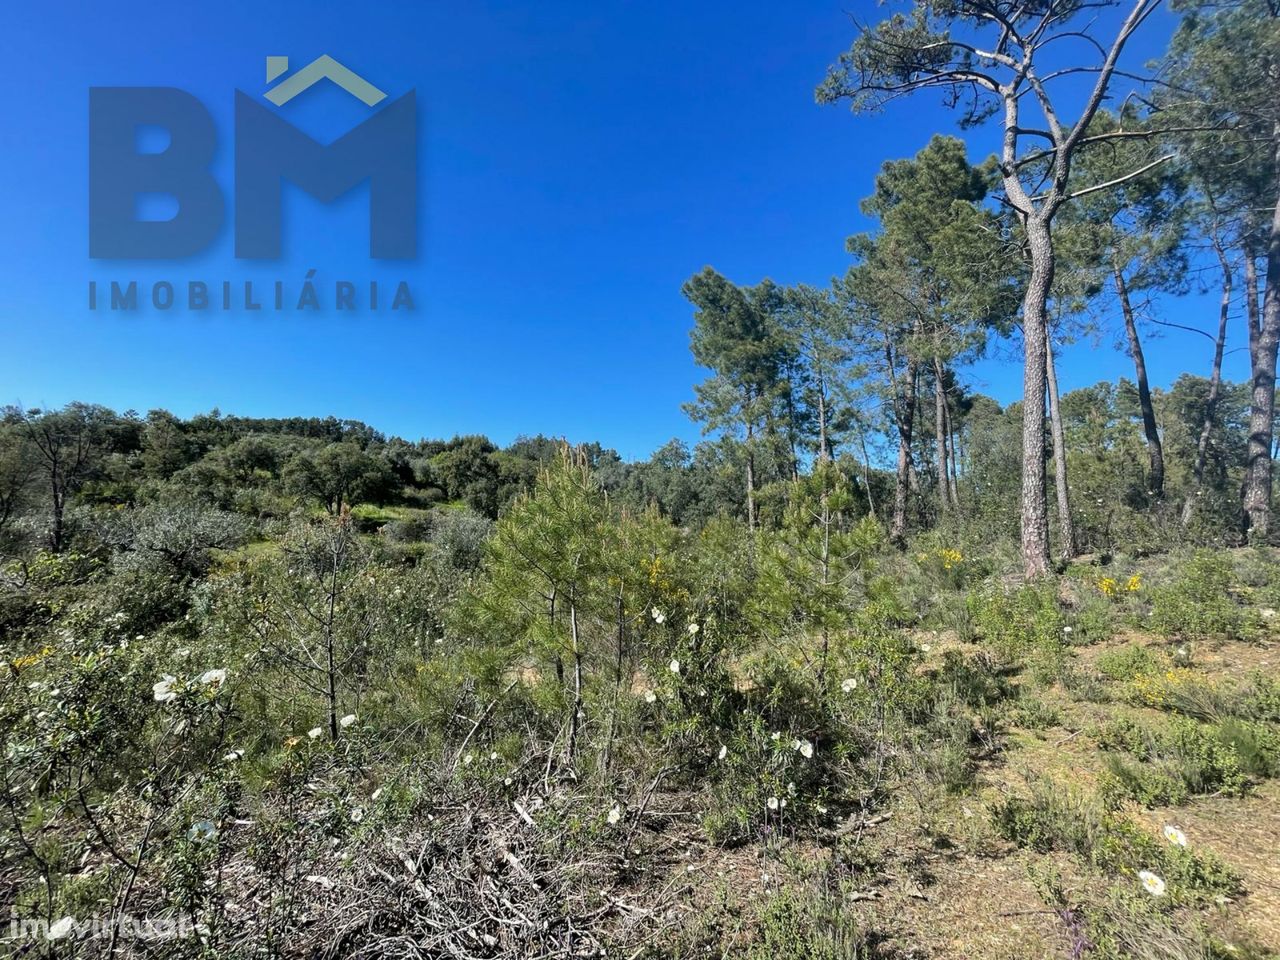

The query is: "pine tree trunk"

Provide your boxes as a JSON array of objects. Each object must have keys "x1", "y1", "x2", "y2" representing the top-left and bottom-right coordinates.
[
  {"x1": 1185, "y1": 242, "x2": 1232, "y2": 524},
  {"x1": 1020, "y1": 217, "x2": 1054, "y2": 577},
  {"x1": 1045, "y1": 334, "x2": 1076, "y2": 561},
  {"x1": 745, "y1": 420, "x2": 757, "y2": 533},
  {"x1": 858, "y1": 425, "x2": 878, "y2": 520},
  {"x1": 945, "y1": 400, "x2": 961, "y2": 508},
  {"x1": 1244, "y1": 228, "x2": 1280, "y2": 540},
  {"x1": 933, "y1": 355, "x2": 950, "y2": 515},
  {"x1": 891, "y1": 360, "x2": 918, "y2": 547},
  {"x1": 1114, "y1": 264, "x2": 1165, "y2": 500},
  {"x1": 817, "y1": 384, "x2": 830, "y2": 464}
]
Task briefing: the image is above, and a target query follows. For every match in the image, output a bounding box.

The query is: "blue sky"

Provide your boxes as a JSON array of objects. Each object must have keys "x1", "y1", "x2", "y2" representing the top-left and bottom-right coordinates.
[{"x1": 0, "y1": 0, "x2": 1244, "y2": 460}]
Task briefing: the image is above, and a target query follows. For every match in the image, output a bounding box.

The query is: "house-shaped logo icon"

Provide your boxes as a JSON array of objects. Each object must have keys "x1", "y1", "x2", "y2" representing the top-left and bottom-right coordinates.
[{"x1": 263, "y1": 55, "x2": 387, "y2": 107}]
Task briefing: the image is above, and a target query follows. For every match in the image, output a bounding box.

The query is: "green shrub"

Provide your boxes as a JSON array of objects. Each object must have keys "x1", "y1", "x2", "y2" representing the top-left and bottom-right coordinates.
[
  {"x1": 1096, "y1": 644, "x2": 1161, "y2": 682},
  {"x1": 1148, "y1": 551, "x2": 1256, "y2": 642},
  {"x1": 1096, "y1": 717, "x2": 1252, "y2": 808},
  {"x1": 991, "y1": 779, "x2": 1239, "y2": 901},
  {"x1": 745, "y1": 888, "x2": 872, "y2": 960},
  {"x1": 965, "y1": 583, "x2": 1068, "y2": 682}
]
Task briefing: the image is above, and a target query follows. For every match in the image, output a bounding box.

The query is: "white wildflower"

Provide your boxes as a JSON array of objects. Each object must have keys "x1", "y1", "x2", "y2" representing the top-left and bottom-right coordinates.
[
  {"x1": 841, "y1": 677, "x2": 858, "y2": 693},
  {"x1": 198, "y1": 668, "x2": 227, "y2": 686},
  {"x1": 644, "y1": 691, "x2": 657, "y2": 704},
  {"x1": 1163, "y1": 825, "x2": 1188, "y2": 847},
  {"x1": 669, "y1": 658, "x2": 681, "y2": 675},
  {"x1": 308, "y1": 727, "x2": 323, "y2": 740},
  {"x1": 651, "y1": 607, "x2": 666, "y2": 624},
  {"x1": 152, "y1": 676, "x2": 178, "y2": 703},
  {"x1": 607, "y1": 805, "x2": 623, "y2": 825},
  {"x1": 1138, "y1": 870, "x2": 1166, "y2": 897},
  {"x1": 797, "y1": 739, "x2": 814, "y2": 760},
  {"x1": 188, "y1": 820, "x2": 218, "y2": 842},
  {"x1": 717, "y1": 745, "x2": 728, "y2": 760},
  {"x1": 767, "y1": 797, "x2": 780, "y2": 811},
  {"x1": 222, "y1": 749, "x2": 244, "y2": 762},
  {"x1": 687, "y1": 622, "x2": 700, "y2": 636},
  {"x1": 339, "y1": 714, "x2": 357, "y2": 729},
  {"x1": 47, "y1": 917, "x2": 76, "y2": 940}
]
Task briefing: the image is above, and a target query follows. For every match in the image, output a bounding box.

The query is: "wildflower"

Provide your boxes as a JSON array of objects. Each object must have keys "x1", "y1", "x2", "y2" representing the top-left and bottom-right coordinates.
[
  {"x1": 1163, "y1": 825, "x2": 1188, "y2": 847},
  {"x1": 920, "y1": 643, "x2": 932, "y2": 653},
  {"x1": 1126, "y1": 574, "x2": 1142, "y2": 593},
  {"x1": 371, "y1": 788, "x2": 384, "y2": 801},
  {"x1": 841, "y1": 678, "x2": 858, "y2": 693},
  {"x1": 339, "y1": 714, "x2": 357, "y2": 729},
  {"x1": 350, "y1": 807, "x2": 364, "y2": 824},
  {"x1": 767, "y1": 797, "x2": 780, "y2": 811},
  {"x1": 669, "y1": 659, "x2": 681, "y2": 675},
  {"x1": 188, "y1": 820, "x2": 219, "y2": 842},
  {"x1": 1098, "y1": 577, "x2": 1119, "y2": 598},
  {"x1": 223, "y1": 749, "x2": 244, "y2": 762},
  {"x1": 283, "y1": 736, "x2": 301, "y2": 749},
  {"x1": 463, "y1": 753, "x2": 474, "y2": 766},
  {"x1": 687, "y1": 622, "x2": 700, "y2": 636},
  {"x1": 47, "y1": 917, "x2": 76, "y2": 940},
  {"x1": 1138, "y1": 870, "x2": 1166, "y2": 897},
  {"x1": 1063, "y1": 626, "x2": 1073, "y2": 635},
  {"x1": 198, "y1": 668, "x2": 228, "y2": 686},
  {"x1": 797, "y1": 739, "x2": 814, "y2": 760},
  {"x1": 152, "y1": 675, "x2": 178, "y2": 703},
  {"x1": 644, "y1": 691, "x2": 657, "y2": 704},
  {"x1": 489, "y1": 751, "x2": 498, "y2": 760},
  {"x1": 607, "y1": 805, "x2": 623, "y2": 825},
  {"x1": 651, "y1": 607, "x2": 666, "y2": 624},
  {"x1": 717, "y1": 744, "x2": 728, "y2": 760}
]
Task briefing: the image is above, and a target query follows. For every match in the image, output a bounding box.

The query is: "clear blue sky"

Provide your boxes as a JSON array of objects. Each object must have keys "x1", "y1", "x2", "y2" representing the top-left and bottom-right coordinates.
[{"x1": 0, "y1": 0, "x2": 1244, "y2": 459}]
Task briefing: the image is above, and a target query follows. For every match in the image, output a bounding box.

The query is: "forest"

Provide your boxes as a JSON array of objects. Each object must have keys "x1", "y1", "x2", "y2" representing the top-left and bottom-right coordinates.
[{"x1": 2, "y1": 0, "x2": 1279, "y2": 956}]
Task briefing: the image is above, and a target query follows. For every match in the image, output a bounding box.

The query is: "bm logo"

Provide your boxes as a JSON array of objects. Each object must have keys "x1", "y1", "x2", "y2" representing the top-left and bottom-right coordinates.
[{"x1": 89, "y1": 56, "x2": 416, "y2": 260}]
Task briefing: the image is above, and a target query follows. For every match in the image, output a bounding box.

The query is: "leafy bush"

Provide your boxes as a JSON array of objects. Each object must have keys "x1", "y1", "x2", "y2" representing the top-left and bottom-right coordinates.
[
  {"x1": 1096, "y1": 717, "x2": 1253, "y2": 808},
  {"x1": 745, "y1": 888, "x2": 872, "y2": 960},
  {"x1": 1096, "y1": 644, "x2": 1161, "y2": 682},
  {"x1": 965, "y1": 583, "x2": 1068, "y2": 682},
  {"x1": 991, "y1": 779, "x2": 1239, "y2": 901},
  {"x1": 1148, "y1": 551, "x2": 1256, "y2": 642}
]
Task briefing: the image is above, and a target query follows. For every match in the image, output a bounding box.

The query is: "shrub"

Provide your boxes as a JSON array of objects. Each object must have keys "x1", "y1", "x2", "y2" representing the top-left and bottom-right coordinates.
[
  {"x1": 1148, "y1": 551, "x2": 1256, "y2": 642},
  {"x1": 1096, "y1": 644, "x2": 1161, "y2": 682},
  {"x1": 965, "y1": 583, "x2": 1068, "y2": 682},
  {"x1": 1096, "y1": 717, "x2": 1252, "y2": 808},
  {"x1": 991, "y1": 779, "x2": 1239, "y2": 902},
  {"x1": 745, "y1": 888, "x2": 872, "y2": 960}
]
